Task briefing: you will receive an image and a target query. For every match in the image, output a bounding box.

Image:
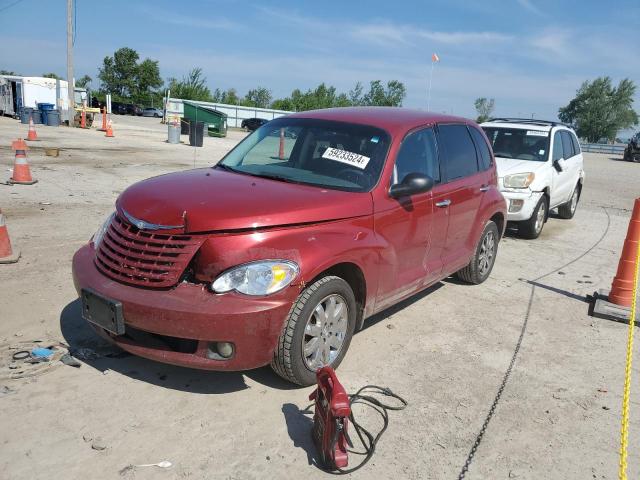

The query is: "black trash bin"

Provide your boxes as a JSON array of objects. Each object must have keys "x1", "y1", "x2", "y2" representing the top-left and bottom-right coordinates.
[
  {"x1": 180, "y1": 118, "x2": 190, "y2": 135},
  {"x1": 189, "y1": 121, "x2": 204, "y2": 147}
]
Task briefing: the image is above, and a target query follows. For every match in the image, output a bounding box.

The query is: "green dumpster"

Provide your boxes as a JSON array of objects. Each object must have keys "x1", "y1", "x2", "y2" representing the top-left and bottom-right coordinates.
[{"x1": 183, "y1": 101, "x2": 228, "y2": 138}]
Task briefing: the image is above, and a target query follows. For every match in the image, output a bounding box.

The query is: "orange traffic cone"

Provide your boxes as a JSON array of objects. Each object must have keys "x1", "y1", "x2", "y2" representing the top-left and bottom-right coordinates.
[
  {"x1": 8, "y1": 139, "x2": 37, "y2": 185},
  {"x1": 98, "y1": 107, "x2": 107, "y2": 131},
  {"x1": 0, "y1": 209, "x2": 20, "y2": 264},
  {"x1": 26, "y1": 114, "x2": 38, "y2": 141},
  {"x1": 105, "y1": 119, "x2": 114, "y2": 138},
  {"x1": 608, "y1": 198, "x2": 640, "y2": 306},
  {"x1": 278, "y1": 128, "x2": 285, "y2": 160}
]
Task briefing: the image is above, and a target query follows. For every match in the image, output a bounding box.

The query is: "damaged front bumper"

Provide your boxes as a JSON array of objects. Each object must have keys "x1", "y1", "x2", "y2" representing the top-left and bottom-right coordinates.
[{"x1": 71, "y1": 245, "x2": 298, "y2": 371}]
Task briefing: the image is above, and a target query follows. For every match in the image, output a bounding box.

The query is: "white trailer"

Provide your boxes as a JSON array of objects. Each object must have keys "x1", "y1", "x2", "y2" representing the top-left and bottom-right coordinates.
[
  {"x1": 0, "y1": 77, "x2": 14, "y2": 116},
  {"x1": 0, "y1": 75, "x2": 72, "y2": 121}
]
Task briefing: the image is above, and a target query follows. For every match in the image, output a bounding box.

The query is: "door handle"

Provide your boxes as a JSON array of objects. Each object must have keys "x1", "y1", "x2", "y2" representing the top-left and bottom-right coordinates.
[
  {"x1": 435, "y1": 199, "x2": 451, "y2": 208},
  {"x1": 479, "y1": 185, "x2": 490, "y2": 192}
]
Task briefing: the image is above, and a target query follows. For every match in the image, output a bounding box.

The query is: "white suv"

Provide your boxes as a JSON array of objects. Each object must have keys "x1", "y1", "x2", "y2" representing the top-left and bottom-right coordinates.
[{"x1": 481, "y1": 118, "x2": 585, "y2": 239}]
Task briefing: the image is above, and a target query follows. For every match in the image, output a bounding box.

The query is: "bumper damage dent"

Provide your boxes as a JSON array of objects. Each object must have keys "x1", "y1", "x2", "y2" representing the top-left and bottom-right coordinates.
[{"x1": 71, "y1": 245, "x2": 297, "y2": 371}]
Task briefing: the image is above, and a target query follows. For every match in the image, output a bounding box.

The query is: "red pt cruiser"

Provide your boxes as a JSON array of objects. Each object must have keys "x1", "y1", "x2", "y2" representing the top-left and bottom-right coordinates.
[{"x1": 72, "y1": 107, "x2": 506, "y2": 385}]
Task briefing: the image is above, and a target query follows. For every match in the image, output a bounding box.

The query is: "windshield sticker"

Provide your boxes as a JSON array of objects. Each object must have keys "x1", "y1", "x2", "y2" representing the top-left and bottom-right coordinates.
[
  {"x1": 539, "y1": 149, "x2": 546, "y2": 155},
  {"x1": 527, "y1": 130, "x2": 547, "y2": 137},
  {"x1": 322, "y1": 147, "x2": 371, "y2": 169},
  {"x1": 370, "y1": 136, "x2": 380, "y2": 143}
]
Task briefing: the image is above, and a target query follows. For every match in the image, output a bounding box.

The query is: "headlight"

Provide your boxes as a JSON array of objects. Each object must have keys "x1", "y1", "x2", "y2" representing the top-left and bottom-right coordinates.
[
  {"x1": 503, "y1": 172, "x2": 535, "y2": 189},
  {"x1": 212, "y1": 260, "x2": 299, "y2": 296},
  {"x1": 92, "y1": 212, "x2": 115, "y2": 248}
]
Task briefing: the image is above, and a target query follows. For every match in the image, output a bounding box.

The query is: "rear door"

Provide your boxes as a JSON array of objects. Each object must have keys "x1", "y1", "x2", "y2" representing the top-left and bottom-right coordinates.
[{"x1": 436, "y1": 124, "x2": 485, "y2": 273}]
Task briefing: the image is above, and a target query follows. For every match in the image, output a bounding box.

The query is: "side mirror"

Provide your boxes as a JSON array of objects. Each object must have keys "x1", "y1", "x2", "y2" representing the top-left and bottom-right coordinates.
[
  {"x1": 389, "y1": 172, "x2": 434, "y2": 198},
  {"x1": 553, "y1": 157, "x2": 566, "y2": 172}
]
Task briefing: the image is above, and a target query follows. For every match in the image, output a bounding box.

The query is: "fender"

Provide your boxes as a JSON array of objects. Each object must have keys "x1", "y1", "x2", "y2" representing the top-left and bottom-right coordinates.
[{"x1": 193, "y1": 216, "x2": 385, "y2": 321}]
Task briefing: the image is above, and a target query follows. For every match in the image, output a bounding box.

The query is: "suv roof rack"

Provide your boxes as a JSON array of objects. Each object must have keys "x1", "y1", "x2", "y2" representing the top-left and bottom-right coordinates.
[{"x1": 486, "y1": 117, "x2": 574, "y2": 129}]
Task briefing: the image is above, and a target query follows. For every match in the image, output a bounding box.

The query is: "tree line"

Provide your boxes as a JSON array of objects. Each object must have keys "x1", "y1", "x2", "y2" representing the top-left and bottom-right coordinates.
[
  {"x1": 4, "y1": 46, "x2": 637, "y2": 141},
  {"x1": 472, "y1": 77, "x2": 637, "y2": 143},
  {"x1": 87, "y1": 47, "x2": 407, "y2": 110}
]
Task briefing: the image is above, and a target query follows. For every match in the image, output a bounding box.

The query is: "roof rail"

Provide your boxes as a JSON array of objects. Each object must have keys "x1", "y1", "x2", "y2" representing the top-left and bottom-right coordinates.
[{"x1": 486, "y1": 117, "x2": 574, "y2": 129}]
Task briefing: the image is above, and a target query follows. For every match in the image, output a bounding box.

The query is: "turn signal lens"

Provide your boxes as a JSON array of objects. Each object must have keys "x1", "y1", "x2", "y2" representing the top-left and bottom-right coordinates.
[{"x1": 92, "y1": 212, "x2": 115, "y2": 248}]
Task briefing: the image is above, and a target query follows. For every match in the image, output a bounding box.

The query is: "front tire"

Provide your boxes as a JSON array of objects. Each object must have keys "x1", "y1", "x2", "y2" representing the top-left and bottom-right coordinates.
[
  {"x1": 456, "y1": 221, "x2": 499, "y2": 284},
  {"x1": 518, "y1": 196, "x2": 548, "y2": 239},
  {"x1": 558, "y1": 185, "x2": 580, "y2": 219},
  {"x1": 271, "y1": 276, "x2": 356, "y2": 386}
]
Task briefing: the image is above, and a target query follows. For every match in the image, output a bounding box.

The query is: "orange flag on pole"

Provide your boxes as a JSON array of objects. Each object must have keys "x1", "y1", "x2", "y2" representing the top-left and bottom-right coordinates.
[{"x1": 432, "y1": 53, "x2": 440, "y2": 62}]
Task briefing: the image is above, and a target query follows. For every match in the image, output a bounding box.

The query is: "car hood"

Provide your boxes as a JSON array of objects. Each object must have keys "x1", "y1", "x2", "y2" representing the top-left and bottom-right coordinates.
[
  {"x1": 495, "y1": 157, "x2": 548, "y2": 177},
  {"x1": 116, "y1": 168, "x2": 372, "y2": 233}
]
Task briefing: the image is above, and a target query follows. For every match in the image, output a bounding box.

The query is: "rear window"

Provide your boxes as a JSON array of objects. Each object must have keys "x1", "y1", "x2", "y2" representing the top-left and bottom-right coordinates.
[
  {"x1": 469, "y1": 127, "x2": 492, "y2": 171},
  {"x1": 438, "y1": 124, "x2": 479, "y2": 181},
  {"x1": 570, "y1": 131, "x2": 581, "y2": 156}
]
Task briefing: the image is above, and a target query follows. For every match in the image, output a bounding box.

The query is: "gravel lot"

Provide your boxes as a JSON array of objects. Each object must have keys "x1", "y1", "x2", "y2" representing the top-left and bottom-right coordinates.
[{"x1": 1, "y1": 113, "x2": 639, "y2": 480}]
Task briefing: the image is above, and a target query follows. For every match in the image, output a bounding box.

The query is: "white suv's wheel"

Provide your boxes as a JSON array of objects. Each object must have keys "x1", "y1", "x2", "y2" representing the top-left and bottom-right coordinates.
[
  {"x1": 519, "y1": 196, "x2": 547, "y2": 239},
  {"x1": 558, "y1": 185, "x2": 580, "y2": 219}
]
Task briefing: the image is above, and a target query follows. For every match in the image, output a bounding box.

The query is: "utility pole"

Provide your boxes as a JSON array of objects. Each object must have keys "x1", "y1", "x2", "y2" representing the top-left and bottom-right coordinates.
[{"x1": 66, "y1": 0, "x2": 74, "y2": 126}]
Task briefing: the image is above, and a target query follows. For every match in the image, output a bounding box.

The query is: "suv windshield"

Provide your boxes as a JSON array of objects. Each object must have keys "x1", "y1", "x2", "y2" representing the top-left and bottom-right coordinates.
[
  {"x1": 218, "y1": 118, "x2": 391, "y2": 192},
  {"x1": 483, "y1": 127, "x2": 550, "y2": 162}
]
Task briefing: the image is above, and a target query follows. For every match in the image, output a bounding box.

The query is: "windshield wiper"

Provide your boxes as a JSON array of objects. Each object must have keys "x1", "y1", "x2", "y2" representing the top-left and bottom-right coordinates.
[
  {"x1": 215, "y1": 165, "x2": 303, "y2": 185},
  {"x1": 253, "y1": 173, "x2": 302, "y2": 184},
  {"x1": 215, "y1": 164, "x2": 239, "y2": 173}
]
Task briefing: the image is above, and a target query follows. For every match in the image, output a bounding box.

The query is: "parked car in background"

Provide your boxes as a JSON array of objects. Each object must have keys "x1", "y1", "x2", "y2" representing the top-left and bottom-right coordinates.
[
  {"x1": 142, "y1": 107, "x2": 162, "y2": 118},
  {"x1": 72, "y1": 107, "x2": 507, "y2": 386},
  {"x1": 623, "y1": 132, "x2": 640, "y2": 163},
  {"x1": 125, "y1": 104, "x2": 142, "y2": 116},
  {"x1": 241, "y1": 117, "x2": 268, "y2": 131},
  {"x1": 110, "y1": 102, "x2": 127, "y2": 115},
  {"x1": 481, "y1": 118, "x2": 585, "y2": 239}
]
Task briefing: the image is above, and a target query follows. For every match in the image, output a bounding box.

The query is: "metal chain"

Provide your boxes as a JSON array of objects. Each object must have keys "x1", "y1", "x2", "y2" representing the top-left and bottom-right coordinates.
[
  {"x1": 458, "y1": 207, "x2": 611, "y2": 479},
  {"x1": 458, "y1": 286, "x2": 534, "y2": 479}
]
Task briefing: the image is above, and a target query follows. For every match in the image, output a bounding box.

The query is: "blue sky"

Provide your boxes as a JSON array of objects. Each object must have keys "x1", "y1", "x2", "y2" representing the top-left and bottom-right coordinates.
[{"x1": 1, "y1": 0, "x2": 639, "y2": 125}]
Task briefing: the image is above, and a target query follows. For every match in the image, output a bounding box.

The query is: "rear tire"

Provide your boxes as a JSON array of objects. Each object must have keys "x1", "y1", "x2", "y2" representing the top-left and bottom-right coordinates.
[
  {"x1": 456, "y1": 221, "x2": 500, "y2": 285},
  {"x1": 271, "y1": 276, "x2": 357, "y2": 386},
  {"x1": 558, "y1": 185, "x2": 580, "y2": 219},
  {"x1": 518, "y1": 196, "x2": 548, "y2": 239}
]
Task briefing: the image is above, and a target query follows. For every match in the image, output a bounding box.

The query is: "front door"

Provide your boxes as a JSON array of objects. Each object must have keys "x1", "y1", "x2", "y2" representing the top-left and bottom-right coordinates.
[
  {"x1": 549, "y1": 130, "x2": 574, "y2": 207},
  {"x1": 374, "y1": 127, "x2": 443, "y2": 309}
]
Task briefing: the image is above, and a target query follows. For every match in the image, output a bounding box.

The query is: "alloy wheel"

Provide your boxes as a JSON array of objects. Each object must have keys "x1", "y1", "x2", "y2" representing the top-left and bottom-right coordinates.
[
  {"x1": 535, "y1": 202, "x2": 546, "y2": 234},
  {"x1": 478, "y1": 230, "x2": 496, "y2": 276},
  {"x1": 301, "y1": 294, "x2": 349, "y2": 370},
  {"x1": 570, "y1": 189, "x2": 578, "y2": 214}
]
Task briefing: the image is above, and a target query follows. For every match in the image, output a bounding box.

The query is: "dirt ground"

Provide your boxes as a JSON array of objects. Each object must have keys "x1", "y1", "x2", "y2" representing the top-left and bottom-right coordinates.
[{"x1": 1, "y1": 114, "x2": 639, "y2": 480}]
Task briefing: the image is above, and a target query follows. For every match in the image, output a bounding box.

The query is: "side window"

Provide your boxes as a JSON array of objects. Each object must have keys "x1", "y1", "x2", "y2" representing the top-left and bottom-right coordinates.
[
  {"x1": 438, "y1": 124, "x2": 479, "y2": 181},
  {"x1": 393, "y1": 128, "x2": 440, "y2": 184},
  {"x1": 469, "y1": 127, "x2": 492, "y2": 171},
  {"x1": 552, "y1": 132, "x2": 564, "y2": 161},
  {"x1": 560, "y1": 131, "x2": 575, "y2": 158},
  {"x1": 570, "y1": 132, "x2": 581, "y2": 155}
]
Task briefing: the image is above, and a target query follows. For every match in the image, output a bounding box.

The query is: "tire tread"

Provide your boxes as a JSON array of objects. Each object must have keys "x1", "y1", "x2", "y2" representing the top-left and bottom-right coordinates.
[{"x1": 270, "y1": 276, "x2": 342, "y2": 385}]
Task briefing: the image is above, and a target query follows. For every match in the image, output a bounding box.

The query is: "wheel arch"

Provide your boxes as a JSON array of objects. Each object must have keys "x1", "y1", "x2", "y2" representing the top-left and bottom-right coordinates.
[{"x1": 308, "y1": 262, "x2": 367, "y2": 331}]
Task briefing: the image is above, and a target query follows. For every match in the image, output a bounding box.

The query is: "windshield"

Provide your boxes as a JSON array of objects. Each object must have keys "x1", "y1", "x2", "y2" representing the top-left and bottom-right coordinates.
[
  {"x1": 482, "y1": 127, "x2": 550, "y2": 162},
  {"x1": 218, "y1": 118, "x2": 391, "y2": 192}
]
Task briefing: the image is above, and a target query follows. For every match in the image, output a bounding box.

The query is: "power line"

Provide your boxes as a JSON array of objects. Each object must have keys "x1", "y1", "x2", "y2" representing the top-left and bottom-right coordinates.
[{"x1": 0, "y1": 0, "x2": 26, "y2": 13}]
